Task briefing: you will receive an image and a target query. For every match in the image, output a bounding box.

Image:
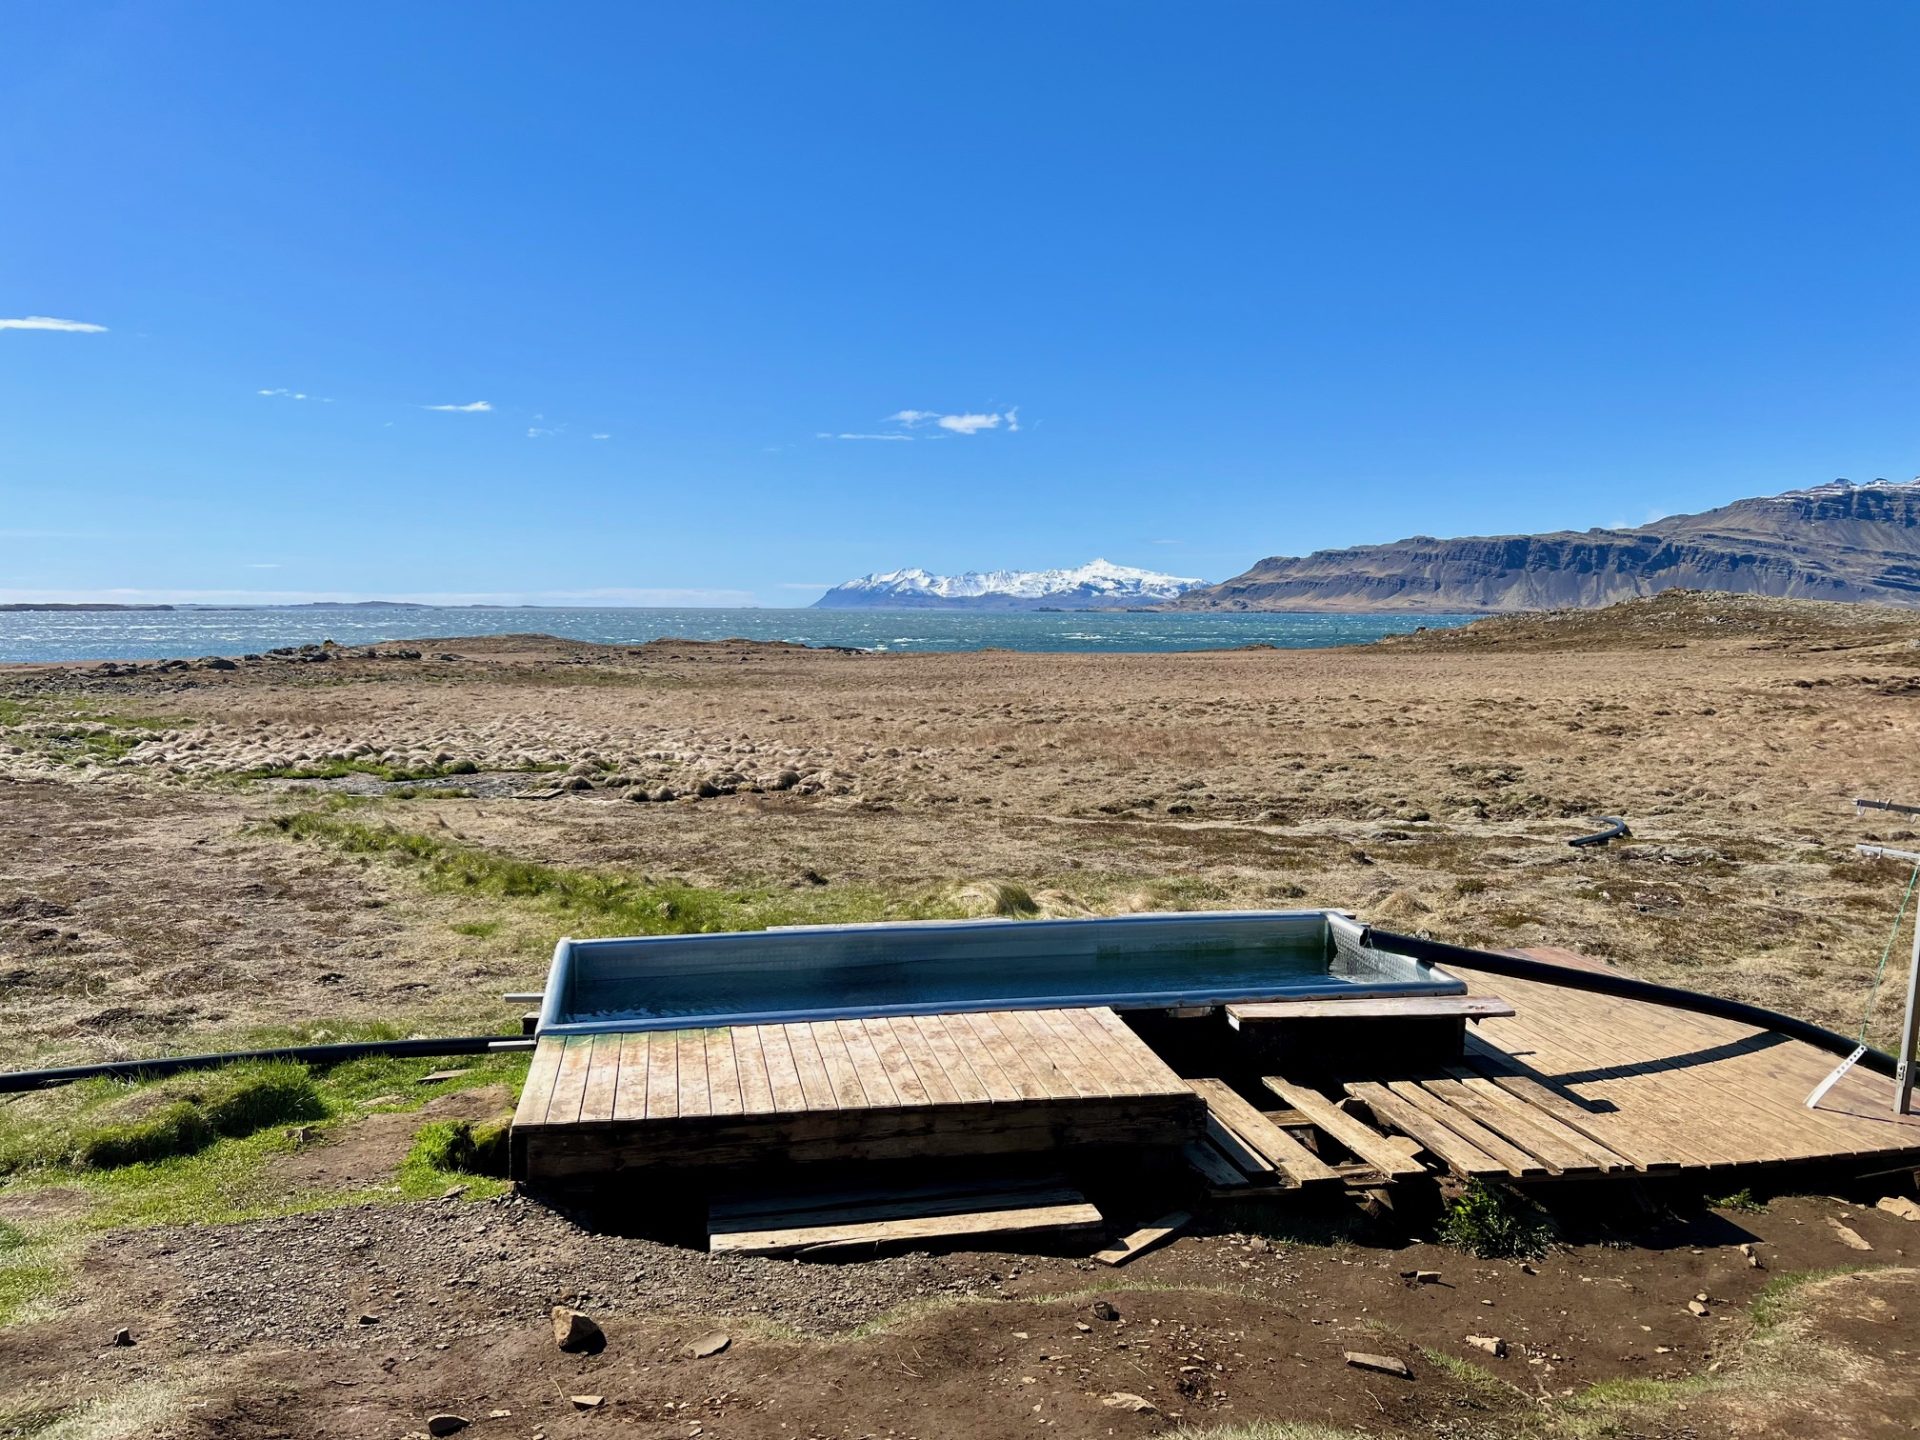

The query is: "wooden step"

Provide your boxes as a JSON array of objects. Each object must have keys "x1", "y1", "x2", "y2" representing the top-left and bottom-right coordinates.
[
  {"x1": 1227, "y1": 995, "x2": 1516, "y2": 1026},
  {"x1": 1188, "y1": 1078, "x2": 1343, "y2": 1186},
  {"x1": 711, "y1": 1201, "x2": 1104, "y2": 1256}
]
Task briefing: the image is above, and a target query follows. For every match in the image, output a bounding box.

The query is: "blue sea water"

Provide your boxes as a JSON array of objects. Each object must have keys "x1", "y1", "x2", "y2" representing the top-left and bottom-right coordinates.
[{"x1": 0, "y1": 606, "x2": 1477, "y2": 664}]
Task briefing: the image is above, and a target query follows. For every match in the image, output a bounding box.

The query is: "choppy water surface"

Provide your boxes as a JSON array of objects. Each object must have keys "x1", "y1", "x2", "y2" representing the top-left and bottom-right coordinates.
[{"x1": 0, "y1": 606, "x2": 1476, "y2": 663}]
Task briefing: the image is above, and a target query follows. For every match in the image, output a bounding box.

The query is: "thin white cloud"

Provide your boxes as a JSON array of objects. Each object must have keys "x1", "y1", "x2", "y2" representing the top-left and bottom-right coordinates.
[
  {"x1": 818, "y1": 431, "x2": 915, "y2": 442},
  {"x1": 527, "y1": 426, "x2": 555, "y2": 438},
  {"x1": 257, "y1": 388, "x2": 309, "y2": 400},
  {"x1": 937, "y1": 412, "x2": 1002, "y2": 435},
  {"x1": 423, "y1": 400, "x2": 493, "y2": 413},
  {"x1": 874, "y1": 406, "x2": 1023, "y2": 437},
  {"x1": 591, "y1": 433, "x2": 611, "y2": 441},
  {"x1": 0, "y1": 315, "x2": 107, "y2": 333}
]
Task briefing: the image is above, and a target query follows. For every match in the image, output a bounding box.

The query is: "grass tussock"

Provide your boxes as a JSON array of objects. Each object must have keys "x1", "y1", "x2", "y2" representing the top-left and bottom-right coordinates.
[
  {"x1": 402, "y1": 1117, "x2": 510, "y2": 1184},
  {"x1": 236, "y1": 757, "x2": 482, "y2": 782},
  {"x1": 268, "y1": 810, "x2": 968, "y2": 935}
]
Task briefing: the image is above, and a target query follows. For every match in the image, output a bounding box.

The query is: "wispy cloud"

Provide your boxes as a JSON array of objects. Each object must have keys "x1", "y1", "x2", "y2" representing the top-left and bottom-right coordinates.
[
  {"x1": 936, "y1": 412, "x2": 1002, "y2": 435},
  {"x1": 423, "y1": 400, "x2": 493, "y2": 413},
  {"x1": 0, "y1": 315, "x2": 107, "y2": 333},
  {"x1": 258, "y1": 388, "x2": 309, "y2": 400},
  {"x1": 245, "y1": 562, "x2": 282, "y2": 569},
  {"x1": 818, "y1": 431, "x2": 915, "y2": 442},
  {"x1": 874, "y1": 407, "x2": 1022, "y2": 437},
  {"x1": 591, "y1": 433, "x2": 611, "y2": 441}
]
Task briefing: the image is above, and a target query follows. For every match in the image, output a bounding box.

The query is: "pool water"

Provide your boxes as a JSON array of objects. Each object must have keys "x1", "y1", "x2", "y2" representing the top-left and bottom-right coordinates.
[{"x1": 538, "y1": 910, "x2": 1464, "y2": 1035}]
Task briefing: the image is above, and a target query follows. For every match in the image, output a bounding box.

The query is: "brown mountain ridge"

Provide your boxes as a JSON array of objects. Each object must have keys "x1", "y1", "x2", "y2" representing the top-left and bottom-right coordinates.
[{"x1": 1175, "y1": 477, "x2": 1920, "y2": 612}]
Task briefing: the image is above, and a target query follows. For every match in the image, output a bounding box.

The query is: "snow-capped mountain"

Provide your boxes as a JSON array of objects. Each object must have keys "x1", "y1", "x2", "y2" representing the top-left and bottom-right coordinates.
[{"x1": 814, "y1": 559, "x2": 1208, "y2": 610}]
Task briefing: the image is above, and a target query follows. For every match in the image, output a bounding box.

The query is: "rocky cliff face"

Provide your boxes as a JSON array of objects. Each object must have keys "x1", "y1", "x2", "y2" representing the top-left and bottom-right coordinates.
[{"x1": 1176, "y1": 480, "x2": 1920, "y2": 612}]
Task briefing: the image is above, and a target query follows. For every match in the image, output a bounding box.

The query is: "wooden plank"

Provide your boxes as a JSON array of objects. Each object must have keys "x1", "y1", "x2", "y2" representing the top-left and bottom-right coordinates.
[
  {"x1": 612, "y1": 1031, "x2": 650, "y2": 1121},
  {"x1": 705, "y1": 1028, "x2": 743, "y2": 1117},
  {"x1": 1060, "y1": 1008, "x2": 1156, "y2": 1090},
  {"x1": 1007, "y1": 1011, "x2": 1098, "y2": 1099},
  {"x1": 861, "y1": 1017, "x2": 930, "y2": 1107},
  {"x1": 808, "y1": 1020, "x2": 870, "y2": 1108},
  {"x1": 1461, "y1": 1046, "x2": 1667, "y2": 1170},
  {"x1": 712, "y1": 1201, "x2": 1103, "y2": 1257},
  {"x1": 1261, "y1": 1076, "x2": 1428, "y2": 1179},
  {"x1": 884, "y1": 1016, "x2": 959, "y2": 1105},
  {"x1": 644, "y1": 1023, "x2": 679, "y2": 1119},
  {"x1": 1093, "y1": 1210, "x2": 1190, "y2": 1266},
  {"x1": 835, "y1": 1019, "x2": 898, "y2": 1108},
  {"x1": 677, "y1": 1030, "x2": 712, "y2": 1118},
  {"x1": 711, "y1": 1174, "x2": 1074, "y2": 1226},
  {"x1": 759, "y1": 1025, "x2": 811, "y2": 1113},
  {"x1": 947, "y1": 1013, "x2": 1028, "y2": 1102},
  {"x1": 513, "y1": 1035, "x2": 566, "y2": 1128},
  {"x1": 1189, "y1": 1077, "x2": 1343, "y2": 1185},
  {"x1": 1183, "y1": 1139, "x2": 1252, "y2": 1189},
  {"x1": 1417, "y1": 1076, "x2": 1596, "y2": 1174},
  {"x1": 1385, "y1": 1080, "x2": 1553, "y2": 1177},
  {"x1": 1205, "y1": 1114, "x2": 1276, "y2": 1175},
  {"x1": 1344, "y1": 1080, "x2": 1508, "y2": 1176},
  {"x1": 731, "y1": 1027, "x2": 776, "y2": 1115},
  {"x1": 913, "y1": 1013, "x2": 993, "y2": 1104},
  {"x1": 1438, "y1": 1068, "x2": 1634, "y2": 1172},
  {"x1": 783, "y1": 1022, "x2": 838, "y2": 1110},
  {"x1": 1085, "y1": 1007, "x2": 1190, "y2": 1092},
  {"x1": 960, "y1": 1012, "x2": 1052, "y2": 1100},
  {"x1": 577, "y1": 1032, "x2": 623, "y2": 1123},
  {"x1": 1228, "y1": 995, "x2": 1516, "y2": 1024},
  {"x1": 710, "y1": 1185, "x2": 1085, "y2": 1235},
  {"x1": 544, "y1": 1034, "x2": 595, "y2": 1125}
]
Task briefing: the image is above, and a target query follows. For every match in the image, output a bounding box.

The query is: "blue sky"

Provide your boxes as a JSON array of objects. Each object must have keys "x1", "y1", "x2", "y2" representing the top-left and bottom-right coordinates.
[{"x1": 3, "y1": 3, "x2": 1916, "y2": 606}]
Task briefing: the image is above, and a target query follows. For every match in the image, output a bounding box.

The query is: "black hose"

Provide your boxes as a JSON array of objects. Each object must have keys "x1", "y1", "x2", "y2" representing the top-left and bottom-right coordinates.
[
  {"x1": 1363, "y1": 925, "x2": 1894, "y2": 1077},
  {"x1": 1569, "y1": 816, "x2": 1631, "y2": 848},
  {"x1": 0, "y1": 1034, "x2": 527, "y2": 1095}
]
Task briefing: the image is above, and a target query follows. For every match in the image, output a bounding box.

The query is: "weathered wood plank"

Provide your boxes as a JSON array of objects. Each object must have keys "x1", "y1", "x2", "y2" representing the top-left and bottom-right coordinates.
[
  {"x1": 1094, "y1": 1210, "x2": 1190, "y2": 1266},
  {"x1": 544, "y1": 1034, "x2": 595, "y2": 1125},
  {"x1": 712, "y1": 1201, "x2": 1103, "y2": 1257},
  {"x1": 577, "y1": 1032, "x2": 622, "y2": 1123},
  {"x1": 1228, "y1": 995, "x2": 1516, "y2": 1025},
  {"x1": 1189, "y1": 1077, "x2": 1343, "y2": 1185},
  {"x1": 1261, "y1": 1076, "x2": 1428, "y2": 1179}
]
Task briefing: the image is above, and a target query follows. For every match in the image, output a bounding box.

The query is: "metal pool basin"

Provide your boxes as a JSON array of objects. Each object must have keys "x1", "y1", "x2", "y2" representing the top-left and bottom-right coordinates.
[{"x1": 533, "y1": 909, "x2": 1465, "y2": 1037}]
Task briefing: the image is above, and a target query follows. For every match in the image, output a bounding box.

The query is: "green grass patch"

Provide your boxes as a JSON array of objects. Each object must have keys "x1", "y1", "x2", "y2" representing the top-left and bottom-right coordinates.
[
  {"x1": 268, "y1": 810, "x2": 969, "y2": 936},
  {"x1": 398, "y1": 1117, "x2": 512, "y2": 1200},
  {"x1": 1437, "y1": 1179, "x2": 1552, "y2": 1260},
  {"x1": 1708, "y1": 1186, "x2": 1766, "y2": 1213},
  {"x1": 450, "y1": 920, "x2": 500, "y2": 937},
  {"x1": 234, "y1": 757, "x2": 481, "y2": 782},
  {"x1": 1749, "y1": 1265, "x2": 1880, "y2": 1329},
  {"x1": 0, "y1": 1046, "x2": 530, "y2": 1327}
]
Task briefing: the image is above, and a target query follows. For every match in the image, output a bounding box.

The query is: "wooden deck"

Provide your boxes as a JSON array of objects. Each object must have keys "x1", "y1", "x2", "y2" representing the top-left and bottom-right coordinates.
[
  {"x1": 510, "y1": 1007, "x2": 1205, "y2": 1181},
  {"x1": 1324, "y1": 950, "x2": 1920, "y2": 1179}
]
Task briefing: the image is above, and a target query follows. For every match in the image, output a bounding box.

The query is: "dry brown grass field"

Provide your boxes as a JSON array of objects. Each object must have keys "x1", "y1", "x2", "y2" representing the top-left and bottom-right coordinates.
[{"x1": 6, "y1": 589, "x2": 1920, "y2": 1067}]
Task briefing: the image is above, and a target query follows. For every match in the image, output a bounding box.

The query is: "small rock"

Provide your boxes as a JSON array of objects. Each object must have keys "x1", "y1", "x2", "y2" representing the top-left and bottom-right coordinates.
[
  {"x1": 1465, "y1": 1335, "x2": 1506, "y2": 1357},
  {"x1": 570, "y1": 1395, "x2": 604, "y2": 1411},
  {"x1": 441, "y1": 1184, "x2": 468, "y2": 1201},
  {"x1": 1740, "y1": 1242, "x2": 1763, "y2": 1269},
  {"x1": 1100, "y1": 1392, "x2": 1157, "y2": 1413},
  {"x1": 1089, "y1": 1300, "x2": 1120, "y2": 1322},
  {"x1": 426, "y1": 1416, "x2": 470, "y2": 1437},
  {"x1": 686, "y1": 1330, "x2": 730, "y2": 1359},
  {"x1": 418, "y1": 1069, "x2": 472, "y2": 1085},
  {"x1": 111, "y1": 1327, "x2": 133, "y2": 1347},
  {"x1": 357, "y1": 1313, "x2": 381, "y2": 1326},
  {"x1": 552, "y1": 1306, "x2": 606, "y2": 1353},
  {"x1": 1074, "y1": 1322, "x2": 1092, "y2": 1333},
  {"x1": 1344, "y1": 1352, "x2": 1413, "y2": 1378},
  {"x1": 1413, "y1": 1270, "x2": 1442, "y2": 1285},
  {"x1": 1876, "y1": 1195, "x2": 1920, "y2": 1222},
  {"x1": 1687, "y1": 1299, "x2": 1711, "y2": 1318},
  {"x1": 1828, "y1": 1219, "x2": 1874, "y2": 1251}
]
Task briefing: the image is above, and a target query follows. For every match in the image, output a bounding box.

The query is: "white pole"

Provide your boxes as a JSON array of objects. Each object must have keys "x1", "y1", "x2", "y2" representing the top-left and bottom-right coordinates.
[{"x1": 1855, "y1": 844, "x2": 1920, "y2": 1115}]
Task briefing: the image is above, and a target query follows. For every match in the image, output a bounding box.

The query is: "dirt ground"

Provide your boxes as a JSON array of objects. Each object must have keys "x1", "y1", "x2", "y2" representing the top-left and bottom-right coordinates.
[{"x1": 6, "y1": 591, "x2": 1920, "y2": 1438}]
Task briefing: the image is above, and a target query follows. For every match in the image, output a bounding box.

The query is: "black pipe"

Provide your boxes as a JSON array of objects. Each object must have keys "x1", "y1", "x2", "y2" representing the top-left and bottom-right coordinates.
[
  {"x1": 0, "y1": 1034, "x2": 527, "y2": 1095},
  {"x1": 1569, "y1": 816, "x2": 1631, "y2": 848},
  {"x1": 1363, "y1": 925, "x2": 1893, "y2": 1077}
]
